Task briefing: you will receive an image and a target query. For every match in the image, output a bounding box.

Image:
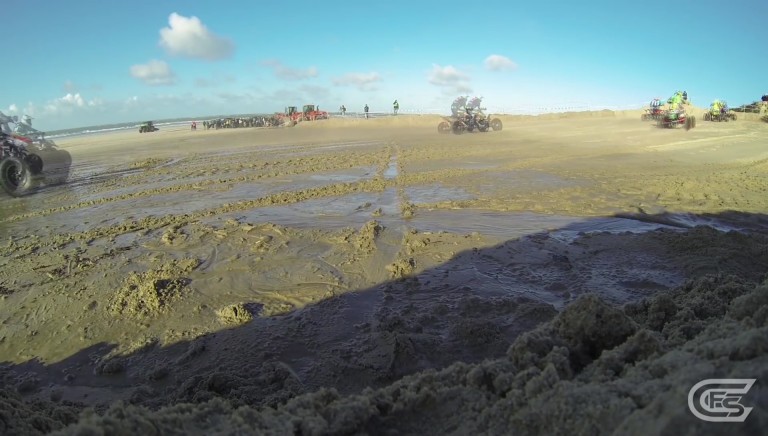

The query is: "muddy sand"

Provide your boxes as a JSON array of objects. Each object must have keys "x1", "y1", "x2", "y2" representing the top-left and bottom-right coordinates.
[{"x1": 1, "y1": 111, "x2": 767, "y2": 435}]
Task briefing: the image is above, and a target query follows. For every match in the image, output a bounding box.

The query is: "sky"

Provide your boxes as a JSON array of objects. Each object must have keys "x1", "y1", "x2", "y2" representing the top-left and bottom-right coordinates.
[{"x1": 2, "y1": 0, "x2": 766, "y2": 131}]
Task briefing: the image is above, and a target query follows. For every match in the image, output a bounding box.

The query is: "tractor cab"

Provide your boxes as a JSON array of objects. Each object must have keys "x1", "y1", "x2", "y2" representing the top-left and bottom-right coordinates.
[
  {"x1": 285, "y1": 106, "x2": 297, "y2": 116},
  {"x1": 302, "y1": 105, "x2": 316, "y2": 115}
]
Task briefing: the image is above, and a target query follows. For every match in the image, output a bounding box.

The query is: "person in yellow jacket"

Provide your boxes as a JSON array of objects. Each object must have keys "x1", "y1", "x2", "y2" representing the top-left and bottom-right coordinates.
[{"x1": 710, "y1": 99, "x2": 723, "y2": 116}]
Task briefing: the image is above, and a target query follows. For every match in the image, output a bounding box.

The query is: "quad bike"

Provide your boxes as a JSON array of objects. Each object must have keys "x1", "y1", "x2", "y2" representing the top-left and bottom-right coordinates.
[
  {"x1": 641, "y1": 107, "x2": 665, "y2": 121},
  {"x1": 703, "y1": 101, "x2": 736, "y2": 122},
  {"x1": 656, "y1": 110, "x2": 696, "y2": 130},
  {"x1": 0, "y1": 133, "x2": 71, "y2": 196},
  {"x1": 0, "y1": 131, "x2": 39, "y2": 196},
  {"x1": 438, "y1": 108, "x2": 502, "y2": 134}
]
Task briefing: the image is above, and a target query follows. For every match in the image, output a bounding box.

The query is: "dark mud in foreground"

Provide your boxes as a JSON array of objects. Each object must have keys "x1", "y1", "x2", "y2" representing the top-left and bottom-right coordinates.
[{"x1": 1, "y1": 212, "x2": 767, "y2": 436}]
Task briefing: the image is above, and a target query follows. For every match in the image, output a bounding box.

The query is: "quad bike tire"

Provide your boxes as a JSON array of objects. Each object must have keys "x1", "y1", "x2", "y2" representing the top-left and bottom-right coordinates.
[
  {"x1": 704, "y1": 113, "x2": 711, "y2": 121},
  {"x1": 478, "y1": 119, "x2": 490, "y2": 132},
  {"x1": 438, "y1": 121, "x2": 451, "y2": 134},
  {"x1": 0, "y1": 156, "x2": 35, "y2": 197},
  {"x1": 25, "y1": 154, "x2": 44, "y2": 175},
  {"x1": 641, "y1": 113, "x2": 649, "y2": 121},
  {"x1": 38, "y1": 149, "x2": 72, "y2": 186},
  {"x1": 490, "y1": 118, "x2": 503, "y2": 131},
  {"x1": 451, "y1": 120, "x2": 465, "y2": 135},
  {"x1": 685, "y1": 116, "x2": 696, "y2": 131}
]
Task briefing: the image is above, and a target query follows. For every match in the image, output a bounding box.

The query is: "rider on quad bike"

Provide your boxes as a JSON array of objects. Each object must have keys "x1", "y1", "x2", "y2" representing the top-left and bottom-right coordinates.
[
  {"x1": 666, "y1": 91, "x2": 686, "y2": 118},
  {"x1": 451, "y1": 96, "x2": 468, "y2": 117}
]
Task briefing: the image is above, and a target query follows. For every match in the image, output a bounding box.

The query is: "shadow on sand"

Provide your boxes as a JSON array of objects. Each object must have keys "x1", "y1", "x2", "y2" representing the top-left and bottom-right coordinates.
[{"x1": 1, "y1": 210, "x2": 767, "y2": 435}]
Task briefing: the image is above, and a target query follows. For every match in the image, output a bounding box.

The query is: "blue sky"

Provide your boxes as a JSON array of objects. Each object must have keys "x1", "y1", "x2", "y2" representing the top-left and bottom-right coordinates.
[{"x1": 2, "y1": 0, "x2": 766, "y2": 130}]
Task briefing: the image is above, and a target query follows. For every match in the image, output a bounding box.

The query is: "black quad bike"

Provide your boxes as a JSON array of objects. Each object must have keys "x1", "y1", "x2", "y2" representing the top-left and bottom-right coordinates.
[
  {"x1": 0, "y1": 132, "x2": 70, "y2": 197},
  {"x1": 0, "y1": 131, "x2": 38, "y2": 196}
]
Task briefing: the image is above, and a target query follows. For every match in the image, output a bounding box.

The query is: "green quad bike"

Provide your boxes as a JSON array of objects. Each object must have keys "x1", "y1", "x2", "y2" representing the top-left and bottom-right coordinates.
[{"x1": 139, "y1": 121, "x2": 159, "y2": 133}]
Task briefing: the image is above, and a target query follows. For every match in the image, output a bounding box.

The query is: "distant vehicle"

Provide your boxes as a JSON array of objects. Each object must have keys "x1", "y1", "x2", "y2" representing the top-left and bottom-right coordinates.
[
  {"x1": 276, "y1": 107, "x2": 299, "y2": 126},
  {"x1": 139, "y1": 121, "x2": 159, "y2": 133},
  {"x1": 300, "y1": 104, "x2": 329, "y2": 121}
]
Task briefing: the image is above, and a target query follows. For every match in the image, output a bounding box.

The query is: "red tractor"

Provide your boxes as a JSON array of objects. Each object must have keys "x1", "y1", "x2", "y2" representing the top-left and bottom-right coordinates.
[
  {"x1": 300, "y1": 104, "x2": 329, "y2": 121},
  {"x1": 275, "y1": 106, "x2": 299, "y2": 126}
]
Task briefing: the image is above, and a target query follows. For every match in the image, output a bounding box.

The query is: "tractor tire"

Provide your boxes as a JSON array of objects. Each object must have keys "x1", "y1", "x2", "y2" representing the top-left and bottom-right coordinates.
[
  {"x1": 438, "y1": 121, "x2": 451, "y2": 134},
  {"x1": 490, "y1": 118, "x2": 503, "y2": 131},
  {"x1": 0, "y1": 156, "x2": 35, "y2": 197},
  {"x1": 451, "y1": 120, "x2": 465, "y2": 135}
]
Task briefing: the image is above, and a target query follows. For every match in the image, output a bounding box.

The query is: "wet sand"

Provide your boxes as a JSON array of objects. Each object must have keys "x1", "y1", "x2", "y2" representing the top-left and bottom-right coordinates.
[{"x1": 1, "y1": 111, "x2": 767, "y2": 435}]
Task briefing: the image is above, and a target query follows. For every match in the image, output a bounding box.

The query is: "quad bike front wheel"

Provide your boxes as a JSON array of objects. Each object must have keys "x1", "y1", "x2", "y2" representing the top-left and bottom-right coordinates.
[
  {"x1": 0, "y1": 156, "x2": 35, "y2": 197},
  {"x1": 685, "y1": 115, "x2": 696, "y2": 131},
  {"x1": 490, "y1": 118, "x2": 503, "y2": 131},
  {"x1": 452, "y1": 120, "x2": 465, "y2": 135},
  {"x1": 438, "y1": 121, "x2": 451, "y2": 134}
]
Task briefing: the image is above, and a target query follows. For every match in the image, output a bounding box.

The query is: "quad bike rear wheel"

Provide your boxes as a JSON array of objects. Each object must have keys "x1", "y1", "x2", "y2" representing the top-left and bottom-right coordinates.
[
  {"x1": 685, "y1": 116, "x2": 696, "y2": 131},
  {"x1": 438, "y1": 121, "x2": 451, "y2": 134},
  {"x1": 0, "y1": 156, "x2": 34, "y2": 197},
  {"x1": 490, "y1": 118, "x2": 503, "y2": 131},
  {"x1": 25, "y1": 154, "x2": 43, "y2": 175}
]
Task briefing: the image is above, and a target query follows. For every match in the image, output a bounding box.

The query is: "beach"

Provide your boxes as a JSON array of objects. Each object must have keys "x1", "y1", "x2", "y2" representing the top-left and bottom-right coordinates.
[{"x1": 1, "y1": 110, "x2": 767, "y2": 434}]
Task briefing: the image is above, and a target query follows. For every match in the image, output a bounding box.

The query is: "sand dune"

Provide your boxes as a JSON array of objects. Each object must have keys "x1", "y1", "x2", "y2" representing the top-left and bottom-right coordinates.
[{"x1": 1, "y1": 109, "x2": 766, "y2": 435}]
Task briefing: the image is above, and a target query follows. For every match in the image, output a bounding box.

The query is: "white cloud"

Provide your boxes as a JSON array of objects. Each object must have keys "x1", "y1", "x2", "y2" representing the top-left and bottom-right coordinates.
[
  {"x1": 428, "y1": 64, "x2": 472, "y2": 94},
  {"x1": 11, "y1": 93, "x2": 104, "y2": 121},
  {"x1": 130, "y1": 60, "x2": 177, "y2": 86},
  {"x1": 159, "y1": 13, "x2": 234, "y2": 61},
  {"x1": 484, "y1": 54, "x2": 517, "y2": 72},
  {"x1": 332, "y1": 72, "x2": 382, "y2": 91},
  {"x1": 261, "y1": 59, "x2": 318, "y2": 80}
]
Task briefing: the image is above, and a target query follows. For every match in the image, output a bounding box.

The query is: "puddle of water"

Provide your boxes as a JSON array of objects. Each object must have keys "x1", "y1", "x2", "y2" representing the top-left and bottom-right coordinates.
[
  {"x1": 308, "y1": 166, "x2": 377, "y2": 183},
  {"x1": 384, "y1": 156, "x2": 398, "y2": 179},
  {"x1": 475, "y1": 169, "x2": 584, "y2": 191},
  {"x1": 408, "y1": 209, "x2": 690, "y2": 241},
  {"x1": 405, "y1": 185, "x2": 475, "y2": 204},
  {"x1": 203, "y1": 189, "x2": 401, "y2": 229}
]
